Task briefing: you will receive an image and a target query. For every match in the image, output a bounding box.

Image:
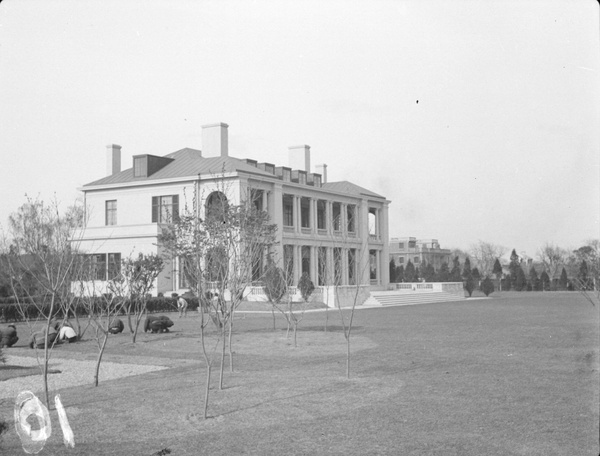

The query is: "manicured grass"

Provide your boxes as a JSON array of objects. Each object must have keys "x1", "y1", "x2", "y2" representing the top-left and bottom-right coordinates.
[{"x1": 0, "y1": 292, "x2": 598, "y2": 455}]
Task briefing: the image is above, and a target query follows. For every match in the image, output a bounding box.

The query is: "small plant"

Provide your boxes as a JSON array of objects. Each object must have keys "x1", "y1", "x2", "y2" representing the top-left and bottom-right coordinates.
[
  {"x1": 481, "y1": 276, "x2": 494, "y2": 296},
  {"x1": 298, "y1": 273, "x2": 315, "y2": 302}
]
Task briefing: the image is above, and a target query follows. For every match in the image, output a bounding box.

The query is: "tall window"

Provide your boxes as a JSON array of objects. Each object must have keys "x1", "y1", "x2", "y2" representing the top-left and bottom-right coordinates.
[
  {"x1": 347, "y1": 205, "x2": 355, "y2": 233},
  {"x1": 369, "y1": 250, "x2": 378, "y2": 281},
  {"x1": 348, "y1": 249, "x2": 357, "y2": 285},
  {"x1": 332, "y1": 203, "x2": 341, "y2": 231},
  {"x1": 105, "y1": 200, "x2": 117, "y2": 226},
  {"x1": 205, "y1": 192, "x2": 228, "y2": 222},
  {"x1": 250, "y1": 189, "x2": 263, "y2": 212},
  {"x1": 283, "y1": 245, "x2": 294, "y2": 285},
  {"x1": 300, "y1": 197, "x2": 311, "y2": 229},
  {"x1": 318, "y1": 247, "x2": 327, "y2": 286},
  {"x1": 283, "y1": 195, "x2": 294, "y2": 227},
  {"x1": 333, "y1": 247, "x2": 343, "y2": 285},
  {"x1": 152, "y1": 195, "x2": 179, "y2": 223},
  {"x1": 107, "y1": 253, "x2": 121, "y2": 280},
  {"x1": 301, "y1": 246, "x2": 311, "y2": 277},
  {"x1": 179, "y1": 256, "x2": 192, "y2": 289},
  {"x1": 317, "y1": 200, "x2": 327, "y2": 230}
]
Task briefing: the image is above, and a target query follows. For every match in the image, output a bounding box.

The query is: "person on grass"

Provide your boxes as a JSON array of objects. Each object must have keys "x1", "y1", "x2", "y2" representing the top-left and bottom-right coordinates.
[{"x1": 0, "y1": 324, "x2": 19, "y2": 348}]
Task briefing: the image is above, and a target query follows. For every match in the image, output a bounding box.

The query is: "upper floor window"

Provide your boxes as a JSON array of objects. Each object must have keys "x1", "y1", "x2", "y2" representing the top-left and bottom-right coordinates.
[
  {"x1": 332, "y1": 203, "x2": 341, "y2": 231},
  {"x1": 414, "y1": 257, "x2": 420, "y2": 264},
  {"x1": 399, "y1": 242, "x2": 405, "y2": 249},
  {"x1": 300, "y1": 197, "x2": 311, "y2": 229},
  {"x1": 105, "y1": 200, "x2": 117, "y2": 226},
  {"x1": 283, "y1": 195, "x2": 294, "y2": 227},
  {"x1": 347, "y1": 205, "x2": 356, "y2": 233},
  {"x1": 152, "y1": 195, "x2": 179, "y2": 223},
  {"x1": 317, "y1": 200, "x2": 327, "y2": 230}
]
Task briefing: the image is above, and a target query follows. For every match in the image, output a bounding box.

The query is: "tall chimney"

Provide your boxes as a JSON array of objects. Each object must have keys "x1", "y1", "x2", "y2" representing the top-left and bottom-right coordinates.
[
  {"x1": 202, "y1": 123, "x2": 229, "y2": 157},
  {"x1": 106, "y1": 144, "x2": 122, "y2": 175},
  {"x1": 288, "y1": 145, "x2": 310, "y2": 172},
  {"x1": 315, "y1": 163, "x2": 327, "y2": 183}
]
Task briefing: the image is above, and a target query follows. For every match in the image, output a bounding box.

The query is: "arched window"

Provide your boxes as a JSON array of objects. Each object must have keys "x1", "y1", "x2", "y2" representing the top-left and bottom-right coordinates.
[{"x1": 205, "y1": 191, "x2": 228, "y2": 222}]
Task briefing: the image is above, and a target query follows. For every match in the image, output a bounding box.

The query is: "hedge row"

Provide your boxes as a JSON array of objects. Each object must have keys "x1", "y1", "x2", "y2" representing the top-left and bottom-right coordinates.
[{"x1": 0, "y1": 296, "x2": 201, "y2": 323}]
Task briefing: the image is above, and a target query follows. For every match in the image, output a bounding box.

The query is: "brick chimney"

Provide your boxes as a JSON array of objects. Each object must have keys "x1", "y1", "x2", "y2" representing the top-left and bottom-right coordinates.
[
  {"x1": 106, "y1": 144, "x2": 121, "y2": 175},
  {"x1": 288, "y1": 145, "x2": 310, "y2": 172},
  {"x1": 202, "y1": 123, "x2": 229, "y2": 157}
]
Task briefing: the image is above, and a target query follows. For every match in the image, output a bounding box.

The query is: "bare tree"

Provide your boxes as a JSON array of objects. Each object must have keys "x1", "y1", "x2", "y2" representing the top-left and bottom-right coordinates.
[
  {"x1": 537, "y1": 242, "x2": 568, "y2": 284},
  {"x1": 75, "y1": 271, "x2": 128, "y2": 386},
  {"x1": 5, "y1": 196, "x2": 83, "y2": 407},
  {"x1": 121, "y1": 253, "x2": 164, "y2": 343},
  {"x1": 469, "y1": 241, "x2": 507, "y2": 278},
  {"x1": 160, "y1": 182, "x2": 277, "y2": 417}
]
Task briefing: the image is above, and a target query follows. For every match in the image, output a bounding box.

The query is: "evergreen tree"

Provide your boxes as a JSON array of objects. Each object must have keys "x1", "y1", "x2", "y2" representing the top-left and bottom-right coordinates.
[
  {"x1": 462, "y1": 257, "x2": 472, "y2": 280},
  {"x1": 559, "y1": 267, "x2": 568, "y2": 290},
  {"x1": 436, "y1": 262, "x2": 449, "y2": 282},
  {"x1": 508, "y1": 249, "x2": 520, "y2": 289},
  {"x1": 481, "y1": 276, "x2": 495, "y2": 296},
  {"x1": 540, "y1": 271, "x2": 550, "y2": 291},
  {"x1": 472, "y1": 267, "x2": 481, "y2": 281},
  {"x1": 414, "y1": 266, "x2": 420, "y2": 282},
  {"x1": 450, "y1": 256, "x2": 462, "y2": 282},
  {"x1": 492, "y1": 258, "x2": 503, "y2": 291},
  {"x1": 404, "y1": 260, "x2": 416, "y2": 282},
  {"x1": 529, "y1": 266, "x2": 540, "y2": 291},
  {"x1": 515, "y1": 266, "x2": 527, "y2": 291},
  {"x1": 504, "y1": 274, "x2": 512, "y2": 291},
  {"x1": 396, "y1": 265, "x2": 404, "y2": 283},
  {"x1": 389, "y1": 259, "x2": 397, "y2": 284},
  {"x1": 423, "y1": 263, "x2": 436, "y2": 282}
]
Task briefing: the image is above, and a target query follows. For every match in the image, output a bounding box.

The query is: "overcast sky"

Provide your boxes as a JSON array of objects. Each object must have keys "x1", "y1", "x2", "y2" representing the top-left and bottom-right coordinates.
[{"x1": 1, "y1": 0, "x2": 598, "y2": 259}]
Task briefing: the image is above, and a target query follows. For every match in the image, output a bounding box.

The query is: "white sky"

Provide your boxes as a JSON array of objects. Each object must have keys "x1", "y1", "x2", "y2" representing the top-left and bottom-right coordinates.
[{"x1": 1, "y1": 0, "x2": 598, "y2": 258}]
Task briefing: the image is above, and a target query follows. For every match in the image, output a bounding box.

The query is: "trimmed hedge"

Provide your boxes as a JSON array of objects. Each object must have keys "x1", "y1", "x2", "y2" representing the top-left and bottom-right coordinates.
[{"x1": 0, "y1": 296, "x2": 201, "y2": 323}]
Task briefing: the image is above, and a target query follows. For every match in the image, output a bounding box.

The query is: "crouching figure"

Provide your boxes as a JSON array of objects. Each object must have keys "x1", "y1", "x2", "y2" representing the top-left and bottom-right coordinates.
[
  {"x1": 144, "y1": 315, "x2": 174, "y2": 333},
  {"x1": 108, "y1": 318, "x2": 124, "y2": 334},
  {"x1": 0, "y1": 324, "x2": 19, "y2": 348},
  {"x1": 29, "y1": 326, "x2": 58, "y2": 349}
]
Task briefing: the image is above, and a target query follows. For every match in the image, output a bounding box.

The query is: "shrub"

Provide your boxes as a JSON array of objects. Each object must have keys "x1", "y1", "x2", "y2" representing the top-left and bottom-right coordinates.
[{"x1": 481, "y1": 276, "x2": 494, "y2": 296}]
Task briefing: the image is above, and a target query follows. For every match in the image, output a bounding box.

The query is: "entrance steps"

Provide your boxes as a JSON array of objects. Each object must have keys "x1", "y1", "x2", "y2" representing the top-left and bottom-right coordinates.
[{"x1": 363, "y1": 290, "x2": 466, "y2": 307}]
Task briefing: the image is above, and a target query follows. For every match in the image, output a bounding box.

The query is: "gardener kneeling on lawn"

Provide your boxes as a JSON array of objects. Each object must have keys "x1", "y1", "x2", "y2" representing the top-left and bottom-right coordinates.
[
  {"x1": 144, "y1": 315, "x2": 174, "y2": 333},
  {"x1": 29, "y1": 326, "x2": 58, "y2": 349},
  {"x1": 0, "y1": 324, "x2": 19, "y2": 348},
  {"x1": 58, "y1": 321, "x2": 78, "y2": 343},
  {"x1": 108, "y1": 318, "x2": 124, "y2": 334}
]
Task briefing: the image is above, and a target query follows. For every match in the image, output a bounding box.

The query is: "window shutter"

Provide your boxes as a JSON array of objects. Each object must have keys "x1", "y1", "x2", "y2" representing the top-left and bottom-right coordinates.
[
  {"x1": 152, "y1": 196, "x2": 158, "y2": 223},
  {"x1": 173, "y1": 195, "x2": 179, "y2": 221}
]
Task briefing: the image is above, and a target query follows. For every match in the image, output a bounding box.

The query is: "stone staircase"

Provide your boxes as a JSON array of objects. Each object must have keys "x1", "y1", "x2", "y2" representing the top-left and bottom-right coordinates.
[{"x1": 363, "y1": 290, "x2": 466, "y2": 307}]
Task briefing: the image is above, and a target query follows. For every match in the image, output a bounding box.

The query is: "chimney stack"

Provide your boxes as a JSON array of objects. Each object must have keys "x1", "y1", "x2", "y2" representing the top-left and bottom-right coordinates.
[
  {"x1": 315, "y1": 163, "x2": 327, "y2": 183},
  {"x1": 202, "y1": 123, "x2": 229, "y2": 157},
  {"x1": 288, "y1": 145, "x2": 311, "y2": 172},
  {"x1": 106, "y1": 144, "x2": 122, "y2": 176}
]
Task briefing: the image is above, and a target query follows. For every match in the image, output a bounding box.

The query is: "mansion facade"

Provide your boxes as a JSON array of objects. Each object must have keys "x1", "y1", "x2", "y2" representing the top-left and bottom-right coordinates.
[
  {"x1": 77, "y1": 123, "x2": 390, "y2": 297},
  {"x1": 389, "y1": 237, "x2": 451, "y2": 271}
]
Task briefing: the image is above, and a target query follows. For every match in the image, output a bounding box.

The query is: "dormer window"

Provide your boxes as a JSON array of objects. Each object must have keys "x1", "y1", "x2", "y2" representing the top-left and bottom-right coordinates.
[{"x1": 134, "y1": 157, "x2": 147, "y2": 178}]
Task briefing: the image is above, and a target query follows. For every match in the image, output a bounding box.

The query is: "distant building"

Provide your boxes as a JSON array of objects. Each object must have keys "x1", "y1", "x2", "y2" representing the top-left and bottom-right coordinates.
[
  {"x1": 389, "y1": 237, "x2": 451, "y2": 270},
  {"x1": 75, "y1": 122, "x2": 390, "y2": 297}
]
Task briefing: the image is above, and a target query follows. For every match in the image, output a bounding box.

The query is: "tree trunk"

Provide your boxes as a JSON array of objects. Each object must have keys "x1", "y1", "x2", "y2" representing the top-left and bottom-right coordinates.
[
  {"x1": 228, "y1": 314, "x2": 234, "y2": 373},
  {"x1": 219, "y1": 325, "x2": 226, "y2": 390},
  {"x1": 346, "y1": 335, "x2": 351, "y2": 379},
  {"x1": 94, "y1": 332, "x2": 109, "y2": 387}
]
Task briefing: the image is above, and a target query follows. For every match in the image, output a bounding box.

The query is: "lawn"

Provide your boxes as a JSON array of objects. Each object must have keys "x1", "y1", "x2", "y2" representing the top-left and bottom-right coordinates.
[{"x1": 0, "y1": 292, "x2": 598, "y2": 455}]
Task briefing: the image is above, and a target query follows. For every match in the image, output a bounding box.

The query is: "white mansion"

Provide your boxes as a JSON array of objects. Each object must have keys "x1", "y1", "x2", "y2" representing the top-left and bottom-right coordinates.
[{"x1": 77, "y1": 123, "x2": 391, "y2": 299}]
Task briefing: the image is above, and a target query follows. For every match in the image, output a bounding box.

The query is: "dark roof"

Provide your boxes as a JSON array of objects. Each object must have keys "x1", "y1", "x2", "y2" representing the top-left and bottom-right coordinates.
[
  {"x1": 84, "y1": 149, "x2": 385, "y2": 200},
  {"x1": 322, "y1": 181, "x2": 384, "y2": 199},
  {"x1": 84, "y1": 148, "x2": 275, "y2": 187}
]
